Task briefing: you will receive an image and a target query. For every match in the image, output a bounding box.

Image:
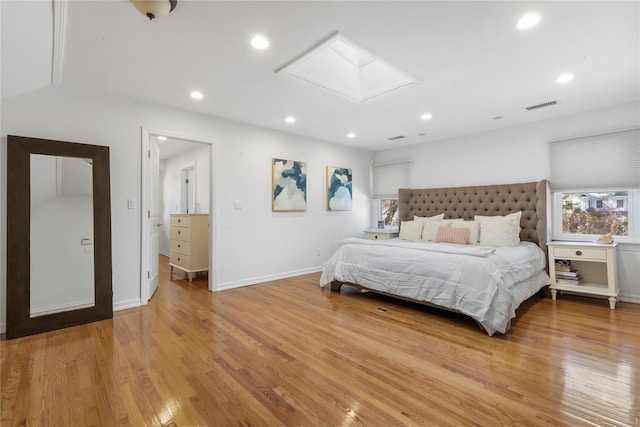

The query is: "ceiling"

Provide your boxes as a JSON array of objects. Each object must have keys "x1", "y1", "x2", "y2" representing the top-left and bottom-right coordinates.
[{"x1": 2, "y1": 1, "x2": 639, "y2": 151}]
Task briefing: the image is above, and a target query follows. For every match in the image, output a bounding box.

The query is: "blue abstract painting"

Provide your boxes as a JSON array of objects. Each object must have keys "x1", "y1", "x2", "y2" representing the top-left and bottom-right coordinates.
[
  {"x1": 326, "y1": 166, "x2": 352, "y2": 211},
  {"x1": 272, "y1": 158, "x2": 307, "y2": 211}
]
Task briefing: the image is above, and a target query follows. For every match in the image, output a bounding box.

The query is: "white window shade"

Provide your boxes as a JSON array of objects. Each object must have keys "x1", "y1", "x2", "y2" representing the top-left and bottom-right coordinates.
[
  {"x1": 372, "y1": 161, "x2": 411, "y2": 198},
  {"x1": 549, "y1": 128, "x2": 640, "y2": 190}
]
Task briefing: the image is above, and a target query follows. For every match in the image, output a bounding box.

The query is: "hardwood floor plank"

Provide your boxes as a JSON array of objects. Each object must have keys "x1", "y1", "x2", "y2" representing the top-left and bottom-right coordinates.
[{"x1": 2, "y1": 255, "x2": 638, "y2": 426}]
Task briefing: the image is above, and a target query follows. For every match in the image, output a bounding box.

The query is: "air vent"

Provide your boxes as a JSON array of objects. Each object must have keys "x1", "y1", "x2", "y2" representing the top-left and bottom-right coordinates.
[
  {"x1": 523, "y1": 100, "x2": 558, "y2": 111},
  {"x1": 387, "y1": 135, "x2": 406, "y2": 141}
]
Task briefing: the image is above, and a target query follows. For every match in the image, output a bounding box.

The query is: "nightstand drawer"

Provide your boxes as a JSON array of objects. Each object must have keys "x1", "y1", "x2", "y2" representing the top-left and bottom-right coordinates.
[
  {"x1": 552, "y1": 247, "x2": 607, "y2": 261},
  {"x1": 364, "y1": 230, "x2": 399, "y2": 240}
]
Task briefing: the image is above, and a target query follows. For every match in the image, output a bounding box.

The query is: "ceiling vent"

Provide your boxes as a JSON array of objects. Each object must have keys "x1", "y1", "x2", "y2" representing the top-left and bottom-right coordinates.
[
  {"x1": 523, "y1": 100, "x2": 558, "y2": 111},
  {"x1": 387, "y1": 135, "x2": 406, "y2": 141}
]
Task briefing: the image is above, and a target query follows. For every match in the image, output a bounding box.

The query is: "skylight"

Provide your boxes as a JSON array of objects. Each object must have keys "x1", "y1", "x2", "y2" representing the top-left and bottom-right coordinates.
[{"x1": 276, "y1": 33, "x2": 417, "y2": 103}]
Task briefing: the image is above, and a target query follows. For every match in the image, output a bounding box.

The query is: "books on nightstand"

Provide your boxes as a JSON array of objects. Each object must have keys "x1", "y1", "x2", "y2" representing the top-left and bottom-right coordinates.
[{"x1": 555, "y1": 260, "x2": 582, "y2": 285}]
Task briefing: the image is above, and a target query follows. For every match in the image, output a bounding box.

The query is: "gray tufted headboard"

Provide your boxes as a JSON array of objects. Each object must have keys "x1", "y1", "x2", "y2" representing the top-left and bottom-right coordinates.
[{"x1": 398, "y1": 180, "x2": 549, "y2": 254}]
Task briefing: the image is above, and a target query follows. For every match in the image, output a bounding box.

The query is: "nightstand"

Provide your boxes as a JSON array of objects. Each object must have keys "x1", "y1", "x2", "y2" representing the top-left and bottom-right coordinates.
[
  {"x1": 364, "y1": 229, "x2": 399, "y2": 240},
  {"x1": 547, "y1": 241, "x2": 619, "y2": 309}
]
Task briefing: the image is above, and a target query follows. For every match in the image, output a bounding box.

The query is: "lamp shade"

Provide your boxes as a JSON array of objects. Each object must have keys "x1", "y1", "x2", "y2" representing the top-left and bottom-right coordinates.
[{"x1": 131, "y1": 0, "x2": 177, "y2": 20}]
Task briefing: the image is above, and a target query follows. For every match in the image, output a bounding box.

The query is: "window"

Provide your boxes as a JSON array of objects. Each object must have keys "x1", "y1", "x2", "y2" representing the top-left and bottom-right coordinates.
[
  {"x1": 371, "y1": 160, "x2": 410, "y2": 230},
  {"x1": 553, "y1": 190, "x2": 638, "y2": 242},
  {"x1": 380, "y1": 199, "x2": 399, "y2": 227},
  {"x1": 549, "y1": 128, "x2": 639, "y2": 243},
  {"x1": 560, "y1": 192, "x2": 628, "y2": 236}
]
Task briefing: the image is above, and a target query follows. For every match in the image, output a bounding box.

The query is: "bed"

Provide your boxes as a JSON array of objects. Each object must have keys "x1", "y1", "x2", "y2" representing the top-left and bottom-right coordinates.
[{"x1": 320, "y1": 180, "x2": 550, "y2": 335}]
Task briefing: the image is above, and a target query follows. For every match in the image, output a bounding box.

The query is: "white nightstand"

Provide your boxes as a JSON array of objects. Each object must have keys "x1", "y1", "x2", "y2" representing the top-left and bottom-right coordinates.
[
  {"x1": 547, "y1": 241, "x2": 619, "y2": 309},
  {"x1": 364, "y1": 229, "x2": 399, "y2": 240}
]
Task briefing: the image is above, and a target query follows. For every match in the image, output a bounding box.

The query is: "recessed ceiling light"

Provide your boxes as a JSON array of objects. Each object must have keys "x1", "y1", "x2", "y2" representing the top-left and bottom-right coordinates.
[
  {"x1": 251, "y1": 35, "x2": 269, "y2": 50},
  {"x1": 347, "y1": 132, "x2": 356, "y2": 139},
  {"x1": 420, "y1": 113, "x2": 433, "y2": 120},
  {"x1": 556, "y1": 73, "x2": 575, "y2": 84},
  {"x1": 190, "y1": 91, "x2": 204, "y2": 100},
  {"x1": 157, "y1": 136, "x2": 167, "y2": 140},
  {"x1": 284, "y1": 116, "x2": 296, "y2": 124},
  {"x1": 517, "y1": 13, "x2": 541, "y2": 30}
]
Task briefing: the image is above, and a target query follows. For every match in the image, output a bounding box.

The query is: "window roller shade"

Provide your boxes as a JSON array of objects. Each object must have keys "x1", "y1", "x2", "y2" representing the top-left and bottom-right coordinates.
[
  {"x1": 549, "y1": 128, "x2": 640, "y2": 190},
  {"x1": 372, "y1": 161, "x2": 411, "y2": 198}
]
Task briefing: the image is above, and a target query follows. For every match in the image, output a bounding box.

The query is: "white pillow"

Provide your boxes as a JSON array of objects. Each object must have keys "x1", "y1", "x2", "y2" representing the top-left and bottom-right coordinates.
[
  {"x1": 451, "y1": 220, "x2": 480, "y2": 245},
  {"x1": 475, "y1": 211, "x2": 522, "y2": 246},
  {"x1": 421, "y1": 220, "x2": 452, "y2": 242},
  {"x1": 478, "y1": 218, "x2": 517, "y2": 247},
  {"x1": 414, "y1": 213, "x2": 445, "y2": 223},
  {"x1": 399, "y1": 221, "x2": 424, "y2": 242}
]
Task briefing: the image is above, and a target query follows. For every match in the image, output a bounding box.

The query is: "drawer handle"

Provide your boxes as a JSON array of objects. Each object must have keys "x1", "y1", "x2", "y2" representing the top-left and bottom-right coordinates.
[
  {"x1": 374, "y1": 235, "x2": 378, "y2": 239},
  {"x1": 575, "y1": 250, "x2": 582, "y2": 256},
  {"x1": 178, "y1": 244, "x2": 181, "y2": 248},
  {"x1": 177, "y1": 257, "x2": 180, "y2": 261},
  {"x1": 178, "y1": 231, "x2": 181, "y2": 235},
  {"x1": 178, "y1": 219, "x2": 181, "y2": 223}
]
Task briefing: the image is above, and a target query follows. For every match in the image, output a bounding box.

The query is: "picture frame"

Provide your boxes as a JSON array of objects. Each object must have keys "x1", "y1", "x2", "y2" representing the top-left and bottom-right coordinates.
[
  {"x1": 326, "y1": 166, "x2": 353, "y2": 211},
  {"x1": 272, "y1": 158, "x2": 307, "y2": 211}
]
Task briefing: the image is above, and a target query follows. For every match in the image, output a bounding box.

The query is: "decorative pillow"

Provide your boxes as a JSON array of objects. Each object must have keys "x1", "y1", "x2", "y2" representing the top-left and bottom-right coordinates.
[
  {"x1": 436, "y1": 226, "x2": 470, "y2": 245},
  {"x1": 451, "y1": 220, "x2": 480, "y2": 245},
  {"x1": 421, "y1": 220, "x2": 452, "y2": 242},
  {"x1": 478, "y1": 218, "x2": 517, "y2": 247},
  {"x1": 399, "y1": 221, "x2": 424, "y2": 242},
  {"x1": 414, "y1": 213, "x2": 445, "y2": 223},
  {"x1": 474, "y1": 211, "x2": 522, "y2": 246}
]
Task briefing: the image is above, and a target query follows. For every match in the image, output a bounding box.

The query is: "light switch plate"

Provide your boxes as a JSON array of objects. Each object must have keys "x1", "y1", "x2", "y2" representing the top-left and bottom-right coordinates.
[{"x1": 127, "y1": 198, "x2": 136, "y2": 210}]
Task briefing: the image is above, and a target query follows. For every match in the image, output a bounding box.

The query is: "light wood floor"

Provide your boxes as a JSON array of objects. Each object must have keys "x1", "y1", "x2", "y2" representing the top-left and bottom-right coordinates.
[{"x1": 2, "y1": 256, "x2": 639, "y2": 426}]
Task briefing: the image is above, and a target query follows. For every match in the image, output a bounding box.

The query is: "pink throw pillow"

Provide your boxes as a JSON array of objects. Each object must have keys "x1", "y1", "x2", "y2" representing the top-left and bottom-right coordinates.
[{"x1": 436, "y1": 226, "x2": 470, "y2": 245}]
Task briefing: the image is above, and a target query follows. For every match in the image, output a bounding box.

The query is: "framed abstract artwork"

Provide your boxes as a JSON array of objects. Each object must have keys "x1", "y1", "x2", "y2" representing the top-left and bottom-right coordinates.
[
  {"x1": 272, "y1": 158, "x2": 307, "y2": 211},
  {"x1": 326, "y1": 166, "x2": 352, "y2": 211}
]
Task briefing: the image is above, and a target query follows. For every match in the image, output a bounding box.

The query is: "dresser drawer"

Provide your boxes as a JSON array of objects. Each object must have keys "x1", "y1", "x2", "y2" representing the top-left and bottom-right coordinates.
[
  {"x1": 170, "y1": 227, "x2": 190, "y2": 241},
  {"x1": 552, "y1": 247, "x2": 607, "y2": 261},
  {"x1": 170, "y1": 239, "x2": 190, "y2": 255},
  {"x1": 171, "y1": 215, "x2": 190, "y2": 227},
  {"x1": 170, "y1": 251, "x2": 191, "y2": 269}
]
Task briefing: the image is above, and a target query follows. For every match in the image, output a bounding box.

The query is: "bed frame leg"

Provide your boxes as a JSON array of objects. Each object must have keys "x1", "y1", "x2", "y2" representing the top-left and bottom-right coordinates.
[{"x1": 330, "y1": 282, "x2": 343, "y2": 292}]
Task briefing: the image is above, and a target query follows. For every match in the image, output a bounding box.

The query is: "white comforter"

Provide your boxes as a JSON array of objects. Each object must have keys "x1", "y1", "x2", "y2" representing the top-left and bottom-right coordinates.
[{"x1": 320, "y1": 238, "x2": 549, "y2": 335}]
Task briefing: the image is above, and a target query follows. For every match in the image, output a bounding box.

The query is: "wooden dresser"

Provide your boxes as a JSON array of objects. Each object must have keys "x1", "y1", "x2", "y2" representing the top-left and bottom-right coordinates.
[{"x1": 169, "y1": 214, "x2": 209, "y2": 282}]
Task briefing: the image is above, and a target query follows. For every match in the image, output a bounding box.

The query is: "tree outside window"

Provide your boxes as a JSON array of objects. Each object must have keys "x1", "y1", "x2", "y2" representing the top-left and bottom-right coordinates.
[
  {"x1": 561, "y1": 192, "x2": 628, "y2": 236},
  {"x1": 381, "y1": 199, "x2": 399, "y2": 226}
]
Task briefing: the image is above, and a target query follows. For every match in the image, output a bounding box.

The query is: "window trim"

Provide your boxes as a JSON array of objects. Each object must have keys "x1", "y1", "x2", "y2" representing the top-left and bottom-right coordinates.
[{"x1": 551, "y1": 189, "x2": 640, "y2": 244}]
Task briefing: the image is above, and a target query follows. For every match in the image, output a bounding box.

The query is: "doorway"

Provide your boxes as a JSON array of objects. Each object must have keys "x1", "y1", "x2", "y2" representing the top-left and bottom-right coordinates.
[{"x1": 140, "y1": 128, "x2": 216, "y2": 305}]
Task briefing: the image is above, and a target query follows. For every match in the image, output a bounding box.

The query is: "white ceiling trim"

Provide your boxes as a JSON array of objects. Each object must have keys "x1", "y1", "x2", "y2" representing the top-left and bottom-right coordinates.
[{"x1": 52, "y1": 0, "x2": 67, "y2": 86}]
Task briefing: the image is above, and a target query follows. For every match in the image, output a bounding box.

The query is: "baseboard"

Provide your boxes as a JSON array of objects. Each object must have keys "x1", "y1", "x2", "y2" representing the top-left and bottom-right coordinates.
[
  {"x1": 159, "y1": 250, "x2": 170, "y2": 257},
  {"x1": 215, "y1": 266, "x2": 323, "y2": 291},
  {"x1": 113, "y1": 298, "x2": 142, "y2": 312},
  {"x1": 619, "y1": 294, "x2": 640, "y2": 304},
  {"x1": 0, "y1": 322, "x2": 5, "y2": 335}
]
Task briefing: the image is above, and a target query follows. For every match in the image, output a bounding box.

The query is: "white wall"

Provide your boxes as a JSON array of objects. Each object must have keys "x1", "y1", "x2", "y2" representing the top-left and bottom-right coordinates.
[
  {"x1": 159, "y1": 143, "x2": 211, "y2": 256},
  {"x1": 0, "y1": 85, "x2": 372, "y2": 330},
  {"x1": 373, "y1": 101, "x2": 640, "y2": 303}
]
